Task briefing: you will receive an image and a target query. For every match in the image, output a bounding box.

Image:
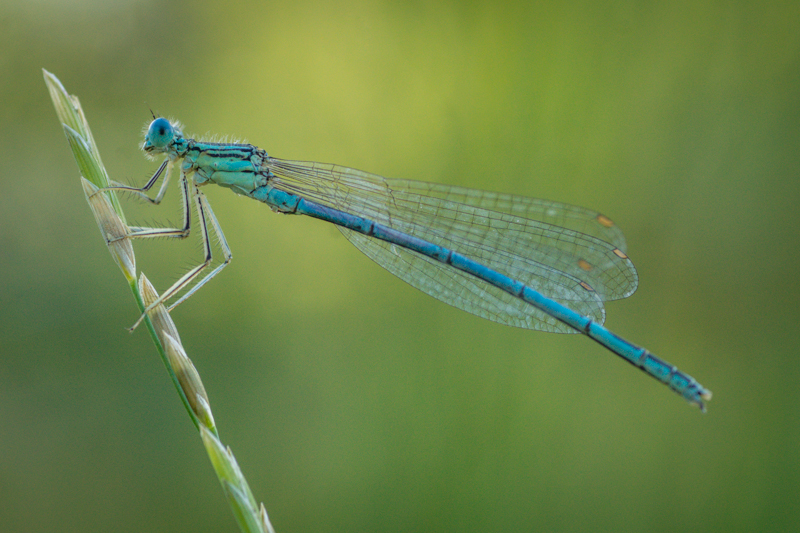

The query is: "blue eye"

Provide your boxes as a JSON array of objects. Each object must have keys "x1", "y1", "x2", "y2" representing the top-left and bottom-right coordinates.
[{"x1": 145, "y1": 118, "x2": 174, "y2": 150}]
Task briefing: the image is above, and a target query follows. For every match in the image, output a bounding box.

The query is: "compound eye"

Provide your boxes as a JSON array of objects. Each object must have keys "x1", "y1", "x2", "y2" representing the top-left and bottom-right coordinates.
[{"x1": 145, "y1": 117, "x2": 174, "y2": 150}]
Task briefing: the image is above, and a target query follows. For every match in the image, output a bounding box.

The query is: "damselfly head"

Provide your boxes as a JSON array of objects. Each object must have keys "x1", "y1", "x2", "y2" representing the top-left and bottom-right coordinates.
[{"x1": 142, "y1": 117, "x2": 182, "y2": 155}]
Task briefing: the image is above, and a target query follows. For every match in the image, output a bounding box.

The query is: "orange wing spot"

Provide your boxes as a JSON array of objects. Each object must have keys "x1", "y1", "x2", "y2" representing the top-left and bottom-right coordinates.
[
  {"x1": 612, "y1": 248, "x2": 628, "y2": 259},
  {"x1": 596, "y1": 214, "x2": 615, "y2": 228},
  {"x1": 580, "y1": 281, "x2": 594, "y2": 292},
  {"x1": 578, "y1": 259, "x2": 593, "y2": 271}
]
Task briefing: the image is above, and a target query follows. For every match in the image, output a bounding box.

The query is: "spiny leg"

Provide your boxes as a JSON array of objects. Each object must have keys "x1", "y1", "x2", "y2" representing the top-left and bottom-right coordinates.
[
  {"x1": 102, "y1": 159, "x2": 172, "y2": 204},
  {"x1": 129, "y1": 184, "x2": 232, "y2": 331},
  {"x1": 103, "y1": 166, "x2": 193, "y2": 242},
  {"x1": 165, "y1": 192, "x2": 232, "y2": 313}
]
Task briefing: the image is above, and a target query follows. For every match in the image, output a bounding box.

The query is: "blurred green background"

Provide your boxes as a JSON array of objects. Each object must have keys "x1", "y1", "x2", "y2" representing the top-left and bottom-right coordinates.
[{"x1": 2, "y1": 0, "x2": 799, "y2": 531}]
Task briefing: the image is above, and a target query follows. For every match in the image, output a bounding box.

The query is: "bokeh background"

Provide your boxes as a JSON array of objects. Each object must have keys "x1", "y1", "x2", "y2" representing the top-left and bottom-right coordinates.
[{"x1": 2, "y1": 1, "x2": 799, "y2": 532}]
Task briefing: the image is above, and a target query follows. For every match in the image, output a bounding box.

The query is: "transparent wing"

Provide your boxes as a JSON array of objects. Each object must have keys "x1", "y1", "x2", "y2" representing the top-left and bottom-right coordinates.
[{"x1": 265, "y1": 158, "x2": 639, "y2": 332}]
